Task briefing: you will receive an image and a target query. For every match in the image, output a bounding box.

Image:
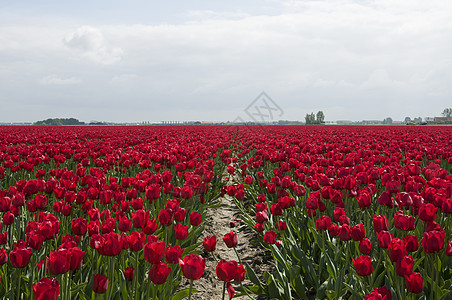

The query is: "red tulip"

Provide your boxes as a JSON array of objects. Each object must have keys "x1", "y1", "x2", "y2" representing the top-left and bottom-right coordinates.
[
  {"x1": 0, "y1": 248, "x2": 8, "y2": 265},
  {"x1": 216, "y1": 259, "x2": 238, "y2": 282},
  {"x1": 33, "y1": 277, "x2": 60, "y2": 300},
  {"x1": 263, "y1": 231, "x2": 277, "y2": 244},
  {"x1": 165, "y1": 245, "x2": 184, "y2": 264},
  {"x1": 338, "y1": 224, "x2": 351, "y2": 241},
  {"x1": 9, "y1": 242, "x2": 33, "y2": 268},
  {"x1": 394, "y1": 211, "x2": 415, "y2": 231},
  {"x1": 189, "y1": 211, "x2": 202, "y2": 226},
  {"x1": 149, "y1": 262, "x2": 171, "y2": 285},
  {"x1": 118, "y1": 216, "x2": 132, "y2": 232},
  {"x1": 351, "y1": 223, "x2": 365, "y2": 241},
  {"x1": 353, "y1": 255, "x2": 373, "y2": 276},
  {"x1": 403, "y1": 234, "x2": 419, "y2": 252},
  {"x1": 223, "y1": 231, "x2": 238, "y2": 248},
  {"x1": 447, "y1": 241, "x2": 452, "y2": 256},
  {"x1": 68, "y1": 247, "x2": 85, "y2": 271},
  {"x1": 124, "y1": 267, "x2": 134, "y2": 281},
  {"x1": 143, "y1": 218, "x2": 158, "y2": 235},
  {"x1": 359, "y1": 238, "x2": 372, "y2": 255},
  {"x1": 71, "y1": 218, "x2": 88, "y2": 236},
  {"x1": 179, "y1": 254, "x2": 205, "y2": 280},
  {"x1": 372, "y1": 214, "x2": 388, "y2": 233},
  {"x1": 203, "y1": 235, "x2": 217, "y2": 252},
  {"x1": 234, "y1": 264, "x2": 246, "y2": 282},
  {"x1": 174, "y1": 223, "x2": 189, "y2": 240},
  {"x1": 93, "y1": 274, "x2": 109, "y2": 294},
  {"x1": 132, "y1": 209, "x2": 149, "y2": 229},
  {"x1": 144, "y1": 240, "x2": 166, "y2": 264},
  {"x1": 127, "y1": 231, "x2": 145, "y2": 252},
  {"x1": 388, "y1": 238, "x2": 406, "y2": 262},
  {"x1": 418, "y1": 203, "x2": 437, "y2": 222},
  {"x1": 377, "y1": 231, "x2": 393, "y2": 248},
  {"x1": 256, "y1": 210, "x2": 268, "y2": 223},
  {"x1": 96, "y1": 232, "x2": 123, "y2": 256},
  {"x1": 47, "y1": 249, "x2": 70, "y2": 275},
  {"x1": 405, "y1": 272, "x2": 424, "y2": 293},
  {"x1": 422, "y1": 229, "x2": 445, "y2": 253},
  {"x1": 396, "y1": 255, "x2": 414, "y2": 277},
  {"x1": 315, "y1": 216, "x2": 331, "y2": 231}
]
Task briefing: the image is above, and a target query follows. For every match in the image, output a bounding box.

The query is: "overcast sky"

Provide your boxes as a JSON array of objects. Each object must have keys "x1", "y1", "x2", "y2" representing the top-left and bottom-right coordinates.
[{"x1": 1, "y1": 0, "x2": 451, "y2": 123}]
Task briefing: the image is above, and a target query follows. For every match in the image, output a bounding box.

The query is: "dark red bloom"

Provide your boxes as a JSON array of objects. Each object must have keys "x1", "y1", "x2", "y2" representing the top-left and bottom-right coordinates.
[
  {"x1": 359, "y1": 238, "x2": 372, "y2": 255},
  {"x1": 263, "y1": 231, "x2": 277, "y2": 244},
  {"x1": 127, "y1": 231, "x2": 145, "y2": 252},
  {"x1": 223, "y1": 231, "x2": 238, "y2": 248},
  {"x1": 174, "y1": 223, "x2": 189, "y2": 240},
  {"x1": 338, "y1": 224, "x2": 351, "y2": 241},
  {"x1": 203, "y1": 235, "x2": 217, "y2": 252},
  {"x1": 67, "y1": 247, "x2": 85, "y2": 271},
  {"x1": 179, "y1": 254, "x2": 205, "y2": 280},
  {"x1": 142, "y1": 218, "x2": 158, "y2": 235},
  {"x1": 403, "y1": 234, "x2": 419, "y2": 252},
  {"x1": 372, "y1": 214, "x2": 388, "y2": 233},
  {"x1": 256, "y1": 211, "x2": 268, "y2": 224},
  {"x1": 447, "y1": 241, "x2": 452, "y2": 256},
  {"x1": 118, "y1": 216, "x2": 132, "y2": 232},
  {"x1": 394, "y1": 211, "x2": 415, "y2": 231},
  {"x1": 33, "y1": 277, "x2": 60, "y2": 300},
  {"x1": 276, "y1": 220, "x2": 287, "y2": 231},
  {"x1": 422, "y1": 230, "x2": 445, "y2": 253},
  {"x1": 158, "y1": 208, "x2": 173, "y2": 226},
  {"x1": 71, "y1": 218, "x2": 88, "y2": 236},
  {"x1": 47, "y1": 249, "x2": 70, "y2": 275},
  {"x1": 132, "y1": 209, "x2": 149, "y2": 229},
  {"x1": 396, "y1": 255, "x2": 414, "y2": 277},
  {"x1": 216, "y1": 259, "x2": 238, "y2": 282},
  {"x1": 165, "y1": 245, "x2": 184, "y2": 264},
  {"x1": 96, "y1": 232, "x2": 123, "y2": 256},
  {"x1": 189, "y1": 211, "x2": 202, "y2": 226},
  {"x1": 388, "y1": 238, "x2": 406, "y2": 262},
  {"x1": 351, "y1": 223, "x2": 365, "y2": 241},
  {"x1": 93, "y1": 274, "x2": 109, "y2": 294},
  {"x1": 149, "y1": 262, "x2": 171, "y2": 285},
  {"x1": 377, "y1": 231, "x2": 393, "y2": 248},
  {"x1": 405, "y1": 272, "x2": 424, "y2": 293},
  {"x1": 124, "y1": 267, "x2": 134, "y2": 281},
  {"x1": 353, "y1": 255, "x2": 373, "y2": 276},
  {"x1": 0, "y1": 248, "x2": 8, "y2": 265},
  {"x1": 144, "y1": 240, "x2": 166, "y2": 264},
  {"x1": 234, "y1": 264, "x2": 246, "y2": 282},
  {"x1": 418, "y1": 203, "x2": 437, "y2": 222},
  {"x1": 9, "y1": 242, "x2": 33, "y2": 268},
  {"x1": 315, "y1": 216, "x2": 331, "y2": 231}
]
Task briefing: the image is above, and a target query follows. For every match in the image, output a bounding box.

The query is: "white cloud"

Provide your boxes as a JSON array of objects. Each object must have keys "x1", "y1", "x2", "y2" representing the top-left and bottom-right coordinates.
[
  {"x1": 1, "y1": 0, "x2": 451, "y2": 122},
  {"x1": 40, "y1": 75, "x2": 81, "y2": 85},
  {"x1": 64, "y1": 26, "x2": 123, "y2": 64}
]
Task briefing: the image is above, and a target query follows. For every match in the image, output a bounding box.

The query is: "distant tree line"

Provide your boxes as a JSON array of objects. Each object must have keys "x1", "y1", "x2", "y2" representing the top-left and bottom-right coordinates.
[
  {"x1": 34, "y1": 118, "x2": 85, "y2": 125},
  {"x1": 305, "y1": 111, "x2": 325, "y2": 124}
]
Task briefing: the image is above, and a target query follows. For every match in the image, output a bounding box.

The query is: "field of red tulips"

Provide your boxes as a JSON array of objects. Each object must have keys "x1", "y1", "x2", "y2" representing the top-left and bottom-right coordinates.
[{"x1": 0, "y1": 125, "x2": 451, "y2": 299}]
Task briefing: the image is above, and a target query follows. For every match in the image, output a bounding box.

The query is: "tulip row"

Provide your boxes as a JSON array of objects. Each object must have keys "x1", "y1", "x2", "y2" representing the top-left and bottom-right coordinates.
[
  {"x1": 227, "y1": 125, "x2": 452, "y2": 299},
  {"x1": 0, "y1": 126, "x2": 235, "y2": 299}
]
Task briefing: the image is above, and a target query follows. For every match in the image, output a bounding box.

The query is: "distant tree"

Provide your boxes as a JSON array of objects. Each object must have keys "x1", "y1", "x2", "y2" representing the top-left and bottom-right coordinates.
[
  {"x1": 404, "y1": 117, "x2": 411, "y2": 124},
  {"x1": 383, "y1": 117, "x2": 393, "y2": 124},
  {"x1": 316, "y1": 111, "x2": 325, "y2": 124},
  {"x1": 305, "y1": 113, "x2": 316, "y2": 124},
  {"x1": 414, "y1": 117, "x2": 423, "y2": 124},
  {"x1": 442, "y1": 108, "x2": 452, "y2": 117}
]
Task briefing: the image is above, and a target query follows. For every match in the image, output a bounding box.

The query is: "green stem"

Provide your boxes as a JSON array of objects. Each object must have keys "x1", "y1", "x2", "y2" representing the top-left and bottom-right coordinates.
[
  {"x1": 188, "y1": 279, "x2": 194, "y2": 300},
  {"x1": 233, "y1": 247, "x2": 242, "y2": 264},
  {"x1": 222, "y1": 281, "x2": 226, "y2": 300}
]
